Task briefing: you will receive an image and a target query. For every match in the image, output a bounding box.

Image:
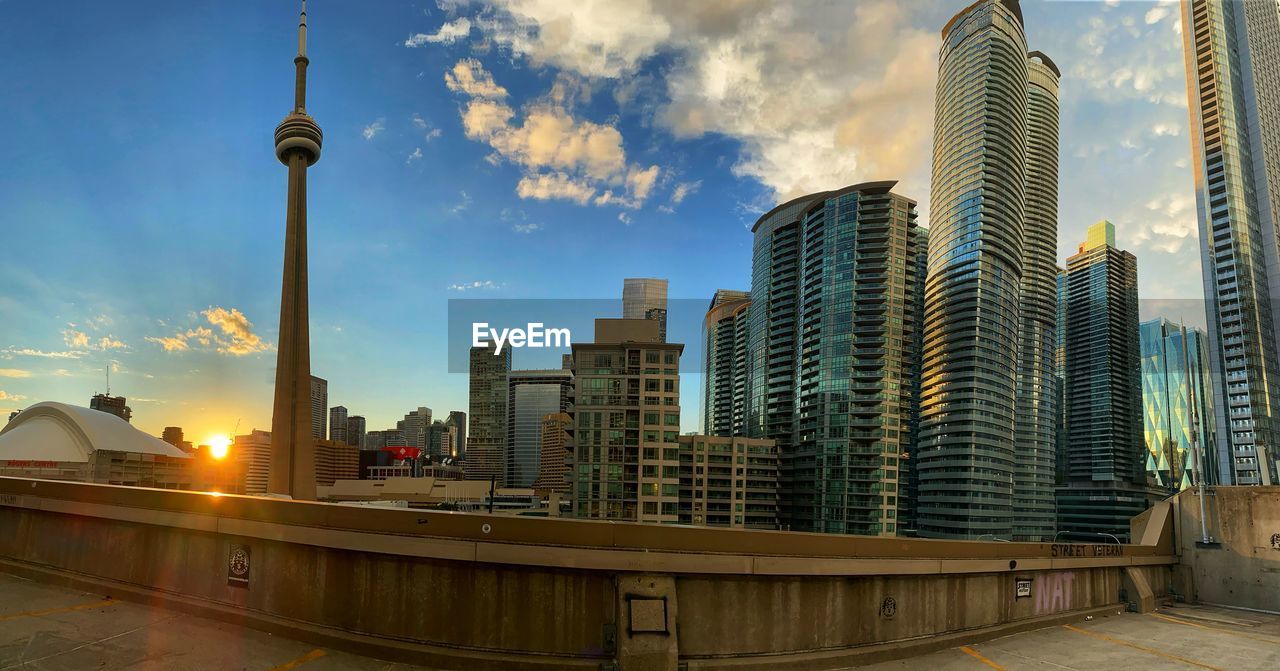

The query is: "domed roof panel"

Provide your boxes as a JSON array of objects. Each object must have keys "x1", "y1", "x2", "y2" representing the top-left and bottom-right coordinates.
[{"x1": 0, "y1": 401, "x2": 190, "y2": 462}]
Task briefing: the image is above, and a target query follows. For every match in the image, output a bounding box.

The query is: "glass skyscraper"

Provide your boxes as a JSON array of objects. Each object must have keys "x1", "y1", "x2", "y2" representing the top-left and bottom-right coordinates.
[
  {"x1": 746, "y1": 181, "x2": 925, "y2": 535},
  {"x1": 1182, "y1": 0, "x2": 1280, "y2": 485},
  {"x1": 702, "y1": 289, "x2": 750, "y2": 437},
  {"x1": 1140, "y1": 319, "x2": 1217, "y2": 490},
  {"x1": 920, "y1": 0, "x2": 1062, "y2": 539}
]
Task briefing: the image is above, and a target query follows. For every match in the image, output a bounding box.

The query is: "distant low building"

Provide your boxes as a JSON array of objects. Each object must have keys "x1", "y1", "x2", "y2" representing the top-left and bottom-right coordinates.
[{"x1": 0, "y1": 402, "x2": 190, "y2": 488}]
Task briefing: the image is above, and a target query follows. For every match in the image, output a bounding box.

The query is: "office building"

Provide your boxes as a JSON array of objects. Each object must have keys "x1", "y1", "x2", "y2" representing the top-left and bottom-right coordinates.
[
  {"x1": 465, "y1": 342, "x2": 511, "y2": 481},
  {"x1": 235, "y1": 429, "x2": 274, "y2": 495},
  {"x1": 329, "y1": 406, "x2": 348, "y2": 444},
  {"x1": 919, "y1": 0, "x2": 1062, "y2": 539},
  {"x1": 702, "y1": 289, "x2": 750, "y2": 437},
  {"x1": 507, "y1": 369, "x2": 573, "y2": 487},
  {"x1": 424, "y1": 420, "x2": 452, "y2": 460},
  {"x1": 365, "y1": 429, "x2": 406, "y2": 452},
  {"x1": 309, "y1": 376, "x2": 327, "y2": 440},
  {"x1": 398, "y1": 406, "x2": 432, "y2": 451},
  {"x1": 677, "y1": 435, "x2": 778, "y2": 529},
  {"x1": 746, "y1": 182, "x2": 925, "y2": 536},
  {"x1": 1181, "y1": 0, "x2": 1280, "y2": 485},
  {"x1": 346, "y1": 415, "x2": 366, "y2": 450},
  {"x1": 1141, "y1": 319, "x2": 1217, "y2": 490},
  {"x1": 532, "y1": 412, "x2": 572, "y2": 493},
  {"x1": 314, "y1": 439, "x2": 359, "y2": 486},
  {"x1": 89, "y1": 394, "x2": 132, "y2": 423},
  {"x1": 623, "y1": 278, "x2": 669, "y2": 342},
  {"x1": 444, "y1": 411, "x2": 466, "y2": 458},
  {"x1": 1058, "y1": 221, "x2": 1156, "y2": 542},
  {"x1": 571, "y1": 319, "x2": 683, "y2": 523}
]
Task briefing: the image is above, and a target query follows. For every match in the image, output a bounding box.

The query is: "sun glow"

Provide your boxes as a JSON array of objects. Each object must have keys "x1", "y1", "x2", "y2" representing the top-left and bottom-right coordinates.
[{"x1": 208, "y1": 434, "x2": 231, "y2": 460}]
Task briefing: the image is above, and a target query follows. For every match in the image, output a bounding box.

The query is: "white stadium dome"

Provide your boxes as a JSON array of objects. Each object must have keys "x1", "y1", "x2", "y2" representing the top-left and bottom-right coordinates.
[{"x1": 0, "y1": 401, "x2": 190, "y2": 463}]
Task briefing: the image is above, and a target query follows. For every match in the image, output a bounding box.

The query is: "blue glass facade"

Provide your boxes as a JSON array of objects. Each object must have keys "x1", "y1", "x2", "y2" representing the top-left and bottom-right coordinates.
[{"x1": 1140, "y1": 319, "x2": 1217, "y2": 490}]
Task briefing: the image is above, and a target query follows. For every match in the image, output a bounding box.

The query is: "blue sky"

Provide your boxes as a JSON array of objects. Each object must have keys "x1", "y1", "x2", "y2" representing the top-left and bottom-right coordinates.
[{"x1": 0, "y1": 0, "x2": 1201, "y2": 443}]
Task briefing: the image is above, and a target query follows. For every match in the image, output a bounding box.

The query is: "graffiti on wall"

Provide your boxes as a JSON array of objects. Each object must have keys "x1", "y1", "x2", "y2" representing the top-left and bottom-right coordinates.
[{"x1": 1033, "y1": 571, "x2": 1077, "y2": 615}]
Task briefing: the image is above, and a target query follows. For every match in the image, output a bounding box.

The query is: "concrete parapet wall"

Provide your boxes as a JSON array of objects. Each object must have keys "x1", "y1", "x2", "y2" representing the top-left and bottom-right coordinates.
[
  {"x1": 0, "y1": 478, "x2": 1176, "y2": 670},
  {"x1": 1173, "y1": 486, "x2": 1280, "y2": 612}
]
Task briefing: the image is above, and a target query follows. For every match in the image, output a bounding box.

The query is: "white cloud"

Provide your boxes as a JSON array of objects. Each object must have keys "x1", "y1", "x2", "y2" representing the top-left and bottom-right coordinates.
[
  {"x1": 516, "y1": 172, "x2": 595, "y2": 204},
  {"x1": 512, "y1": 222, "x2": 543, "y2": 233},
  {"x1": 449, "y1": 280, "x2": 502, "y2": 291},
  {"x1": 451, "y1": 190, "x2": 472, "y2": 214},
  {"x1": 362, "y1": 119, "x2": 386, "y2": 140},
  {"x1": 407, "y1": 147, "x2": 423, "y2": 164},
  {"x1": 1, "y1": 348, "x2": 85, "y2": 360},
  {"x1": 618, "y1": 212, "x2": 632, "y2": 225},
  {"x1": 0, "y1": 369, "x2": 31, "y2": 378},
  {"x1": 445, "y1": 59, "x2": 509, "y2": 99},
  {"x1": 404, "y1": 17, "x2": 472, "y2": 47},
  {"x1": 0, "y1": 391, "x2": 27, "y2": 402},
  {"x1": 146, "y1": 307, "x2": 269, "y2": 356},
  {"x1": 1151, "y1": 122, "x2": 1180, "y2": 137},
  {"x1": 425, "y1": 128, "x2": 443, "y2": 142},
  {"x1": 670, "y1": 181, "x2": 701, "y2": 205}
]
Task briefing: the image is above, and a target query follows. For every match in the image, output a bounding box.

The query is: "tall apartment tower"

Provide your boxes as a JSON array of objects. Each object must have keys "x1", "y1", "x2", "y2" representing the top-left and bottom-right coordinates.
[
  {"x1": 1058, "y1": 221, "x2": 1154, "y2": 542},
  {"x1": 444, "y1": 411, "x2": 467, "y2": 458},
  {"x1": 1182, "y1": 0, "x2": 1280, "y2": 484},
  {"x1": 702, "y1": 289, "x2": 750, "y2": 436},
  {"x1": 746, "y1": 182, "x2": 925, "y2": 535},
  {"x1": 465, "y1": 342, "x2": 510, "y2": 481},
  {"x1": 1013, "y1": 52, "x2": 1062, "y2": 542},
  {"x1": 571, "y1": 319, "x2": 683, "y2": 522},
  {"x1": 309, "y1": 376, "x2": 327, "y2": 440},
  {"x1": 507, "y1": 369, "x2": 572, "y2": 487},
  {"x1": 623, "y1": 278, "x2": 669, "y2": 342},
  {"x1": 919, "y1": 0, "x2": 1061, "y2": 540},
  {"x1": 1140, "y1": 319, "x2": 1217, "y2": 490},
  {"x1": 346, "y1": 415, "x2": 366, "y2": 450},
  {"x1": 89, "y1": 394, "x2": 132, "y2": 423},
  {"x1": 329, "y1": 406, "x2": 348, "y2": 444}
]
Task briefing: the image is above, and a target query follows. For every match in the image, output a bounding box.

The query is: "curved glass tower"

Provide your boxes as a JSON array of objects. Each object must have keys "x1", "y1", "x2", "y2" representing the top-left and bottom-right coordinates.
[
  {"x1": 1013, "y1": 52, "x2": 1061, "y2": 541},
  {"x1": 918, "y1": 0, "x2": 1028, "y2": 539}
]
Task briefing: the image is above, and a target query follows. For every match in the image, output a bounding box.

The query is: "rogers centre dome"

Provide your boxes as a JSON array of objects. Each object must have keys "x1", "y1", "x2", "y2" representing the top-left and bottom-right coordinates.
[{"x1": 0, "y1": 401, "x2": 190, "y2": 486}]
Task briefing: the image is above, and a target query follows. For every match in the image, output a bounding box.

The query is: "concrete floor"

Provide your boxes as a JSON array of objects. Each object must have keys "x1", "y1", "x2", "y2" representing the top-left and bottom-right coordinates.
[{"x1": 2, "y1": 572, "x2": 1277, "y2": 671}]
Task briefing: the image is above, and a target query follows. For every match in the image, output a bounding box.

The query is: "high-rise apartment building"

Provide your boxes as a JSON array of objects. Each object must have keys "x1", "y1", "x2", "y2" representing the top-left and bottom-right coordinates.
[
  {"x1": 746, "y1": 182, "x2": 925, "y2": 536},
  {"x1": 507, "y1": 369, "x2": 572, "y2": 487},
  {"x1": 1182, "y1": 0, "x2": 1280, "y2": 485},
  {"x1": 677, "y1": 435, "x2": 778, "y2": 529},
  {"x1": 329, "y1": 406, "x2": 348, "y2": 444},
  {"x1": 532, "y1": 412, "x2": 572, "y2": 493},
  {"x1": 444, "y1": 411, "x2": 466, "y2": 458},
  {"x1": 1141, "y1": 319, "x2": 1218, "y2": 490},
  {"x1": 309, "y1": 376, "x2": 327, "y2": 440},
  {"x1": 89, "y1": 394, "x2": 132, "y2": 423},
  {"x1": 1058, "y1": 221, "x2": 1155, "y2": 542},
  {"x1": 465, "y1": 342, "x2": 510, "y2": 481},
  {"x1": 919, "y1": 0, "x2": 1061, "y2": 540},
  {"x1": 623, "y1": 278, "x2": 669, "y2": 342},
  {"x1": 702, "y1": 289, "x2": 750, "y2": 437},
  {"x1": 161, "y1": 427, "x2": 192, "y2": 453},
  {"x1": 346, "y1": 415, "x2": 366, "y2": 450},
  {"x1": 571, "y1": 319, "x2": 683, "y2": 523}
]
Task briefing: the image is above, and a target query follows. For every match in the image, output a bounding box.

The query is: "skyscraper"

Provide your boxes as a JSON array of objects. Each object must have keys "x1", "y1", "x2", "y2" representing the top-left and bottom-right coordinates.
[
  {"x1": 1182, "y1": 0, "x2": 1280, "y2": 485},
  {"x1": 89, "y1": 394, "x2": 131, "y2": 423},
  {"x1": 346, "y1": 415, "x2": 366, "y2": 450},
  {"x1": 465, "y1": 342, "x2": 510, "y2": 481},
  {"x1": 444, "y1": 411, "x2": 466, "y2": 458},
  {"x1": 309, "y1": 376, "x2": 327, "y2": 440},
  {"x1": 1140, "y1": 319, "x2": 1217, "y2": 490},
  {"x1": 920, "y1": 0, "x2": 1061, "y2": 539},
  {"x1": 572, "y1": 318, "x2": 683, "y2": 522},
  {"x1": 397, "y1": 406, "x2": 432, "y2": 451},
  {"x1": 746, "y1": 182, "x2": 925, "y2": 535},
  {"x1": 623, "y1": 278, "x2": 668, "y2": 342},
  {"x1": 329, "y1": 406, "x2": 348, "y2": 444},
  {"x1": 507, "y1": 369, "x2": 572, "y2": 487},
  {"x1": 268, "y1": 1, "x2": 323, "y2": 500},
  {"x1": 702, "y1": 289, "x2": 750, "y2": 437},
  {"x1": 532, "y1": 412, "x2": 571, "y2": 493},
  {"x1": 1013, "y1": 52, "x2": 1061, "y2": 542},
  {"x1": 1058, "y1": 221, "x2": 1154, "y2": 542}
]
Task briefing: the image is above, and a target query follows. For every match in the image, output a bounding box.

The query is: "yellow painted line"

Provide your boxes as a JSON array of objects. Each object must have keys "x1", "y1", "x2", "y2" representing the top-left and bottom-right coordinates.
[
  {"x1": 267, "y1": 648, "x2": 327, "y2": 671},
  {"x1": 959, "y1": 645, "x2": 1008, "y2": 670},
  {"x1": 0, "y1": 598, "x2": 116, "y2": 622},
  {"x1": 1063, "y1": 624, "x2": 1223, "y2": 670},
  {"x1": 1149, "y1": 611, "x2": 1280, "y2": 644}
]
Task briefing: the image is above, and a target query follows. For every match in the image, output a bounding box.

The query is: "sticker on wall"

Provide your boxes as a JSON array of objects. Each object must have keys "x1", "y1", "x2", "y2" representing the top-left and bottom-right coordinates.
[
  {"x1": 879, "y1": 596, "x2": 897, "y2": 619},
  {"x1": 227, "y1": 544, "x2": 251, "y2": 587},
  {"x1": 1016, "y1": 578, "x2": 1032, "y2": 598}
]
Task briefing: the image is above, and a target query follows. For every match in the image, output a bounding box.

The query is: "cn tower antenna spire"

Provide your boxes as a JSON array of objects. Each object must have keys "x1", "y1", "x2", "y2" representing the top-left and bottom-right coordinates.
[
  {"x1": 293, "y1": 0, "x2": 310, "y2": 112},
  {"x1": 298, "y1": 0, "x2": 307, "y2": 58}
]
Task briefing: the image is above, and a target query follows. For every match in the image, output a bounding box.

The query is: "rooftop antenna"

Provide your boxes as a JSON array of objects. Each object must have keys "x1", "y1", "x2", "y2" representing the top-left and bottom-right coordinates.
[{"x1": 105, "y1": 362, "x2": 110, "y2": 395}]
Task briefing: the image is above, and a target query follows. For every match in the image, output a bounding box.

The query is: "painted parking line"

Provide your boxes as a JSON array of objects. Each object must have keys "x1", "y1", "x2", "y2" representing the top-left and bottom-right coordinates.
[
  {"x1": 267, "y1": 648, "x2": 327, "y2": 671},
  {"x1": 0, "y1": 598, "x2": 116, "y2": 622},
  {"x1": 1149, "y1": 611, "x2": 1280, "y2": 645},
  {"x1": 1062, "y1": 624, "x2": 1223, "y2": 670},
  {"x1": 959, "y1": 645, "x2": 1008, "y2": 670}
]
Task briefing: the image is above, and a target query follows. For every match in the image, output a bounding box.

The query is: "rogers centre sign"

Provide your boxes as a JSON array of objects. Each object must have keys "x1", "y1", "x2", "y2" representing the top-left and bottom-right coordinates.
[{"x1": 5, "y1": 460, "x2": 58, "y2": 468}]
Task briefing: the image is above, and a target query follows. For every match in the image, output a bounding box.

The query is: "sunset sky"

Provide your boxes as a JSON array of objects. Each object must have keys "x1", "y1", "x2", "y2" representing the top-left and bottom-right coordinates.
[{"x1": 0, "y1": 0, "x2": 1202, "y2": 444}]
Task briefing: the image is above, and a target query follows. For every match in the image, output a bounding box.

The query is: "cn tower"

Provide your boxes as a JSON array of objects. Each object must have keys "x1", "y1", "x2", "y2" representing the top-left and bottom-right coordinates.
[{"x1": 268, "y1": 1, "x2": 322, "y2": 500}]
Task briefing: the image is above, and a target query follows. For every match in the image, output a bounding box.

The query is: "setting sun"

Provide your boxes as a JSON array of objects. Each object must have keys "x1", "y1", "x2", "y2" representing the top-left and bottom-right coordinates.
[{"x1": 207, "y1": 435, "x2": 231, "y2": 460}]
